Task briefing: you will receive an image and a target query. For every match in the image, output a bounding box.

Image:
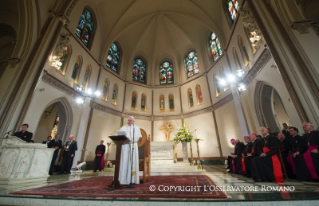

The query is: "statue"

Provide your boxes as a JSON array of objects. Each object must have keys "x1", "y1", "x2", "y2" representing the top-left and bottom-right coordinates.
[{"x1": 160, "y1": 121, "x2": 175, "y2": 141}]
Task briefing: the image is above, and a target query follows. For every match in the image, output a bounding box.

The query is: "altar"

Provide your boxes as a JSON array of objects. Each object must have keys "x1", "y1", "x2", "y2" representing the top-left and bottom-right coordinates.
[
  {"x1": 150, "y1": 141, "x2": 175, "y2": 164},
  {"x1": 0, "y1": 136, "x2": 54, "y2": 184}
]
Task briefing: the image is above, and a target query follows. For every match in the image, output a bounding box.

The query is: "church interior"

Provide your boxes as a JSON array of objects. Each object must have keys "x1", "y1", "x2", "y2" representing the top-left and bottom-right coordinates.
[{"x1": 0, "y1": 0, "x2": 319, "y2": 205}]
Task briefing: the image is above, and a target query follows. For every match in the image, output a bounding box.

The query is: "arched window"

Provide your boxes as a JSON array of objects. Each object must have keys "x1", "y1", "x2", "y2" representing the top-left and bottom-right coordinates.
[
  {"x1": 220, "y1": 67, "x2": 229, "y2": 91},
  {"x1": 75, "y1": 8, "x2": 95, "y2": 48},
  {"x1": 188, "y1": 88, "x2": 194, "y2": 108},
  {"x1": 213, "y1": 74, "x2": 221, "y2": 97},
  {"x1": 238, "y1": 36, "x2": 250, "y2": 66},
  {"x1": 111, "y1": 84, "x2": 118, "y2": 105},
  {"x1": 71, "y1": 55, "x2": 83, "y2": 83},
  {"x1": 160, "y1": 61, "x2": 174, "y2": 84},
  {"x1": 196, "y1": 85, "x2": 203, "y2": 105},
  {"x1": 185, "y1": 51, "x2": 199, "y2": 78},
  {"x1": 141, "y1": 93, "x2": 146, "y2": 112},
  {"x1": 58, "y1": 45, "x2": 71, "y2": 75},
  {"x1": 233, "y1": 48, "x2": 242, "y2": 71},
  {"x1": 159, "y1": 94, "x2": 165, "y2": 112},
  {"x1": 133, "y1": 58, "x2": 146, "y2": 83},
  {"x1": 82, "y1": 64, "x2": 92, "y2": 90},
  {"x1": 228, "y1": 0, "x2": 239, "y2": 22},
  {"x1": 102, "y1": 78, "x2": 109, "y2": 101},
  {"x1": 106, "y1": 42, "x2": 120, "y2": 73},
  {"x1": 131, "y1": 91, "x2": 137, "y2": 110},
  {"x1": 169, "y1": 94, "x2": 174, "y2": 111},
  {"x1": 209, "y1": 33, "x2": 222, "y2": 61}
]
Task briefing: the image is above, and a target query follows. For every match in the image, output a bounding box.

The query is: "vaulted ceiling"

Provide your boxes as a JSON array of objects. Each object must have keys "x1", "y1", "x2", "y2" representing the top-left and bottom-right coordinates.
[{"x1": 72, "y1": 0, "x2": 229, "y2": 84}]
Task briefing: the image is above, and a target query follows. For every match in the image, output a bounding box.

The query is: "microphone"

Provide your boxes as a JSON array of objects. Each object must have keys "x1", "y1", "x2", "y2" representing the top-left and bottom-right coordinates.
[{"x1": 5, "y1": 130, "x2": 12, "y2": 138}]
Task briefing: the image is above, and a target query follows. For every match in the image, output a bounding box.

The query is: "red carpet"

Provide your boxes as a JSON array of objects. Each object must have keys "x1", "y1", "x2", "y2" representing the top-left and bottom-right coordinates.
[{"x1": 10, "y1": 175, "x2": 227, "y2": 199}]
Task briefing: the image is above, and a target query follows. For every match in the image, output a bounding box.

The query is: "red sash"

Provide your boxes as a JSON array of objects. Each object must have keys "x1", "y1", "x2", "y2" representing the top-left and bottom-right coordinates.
[
  {"x1": 303, "y1": 145, "x2": 319, "y2": 179},
  {"x1": 263, "y1": 147, "x2": 283, "y2": 183},
  {"x1": 97, "y1": 151, "x2": 104, "y2": 169},
  {"x1": 252, "y1": 149, "x2": 255, "y2": 153},
  {"x1": 241, "y1": 157, "x2": 246, "y2": 172}
]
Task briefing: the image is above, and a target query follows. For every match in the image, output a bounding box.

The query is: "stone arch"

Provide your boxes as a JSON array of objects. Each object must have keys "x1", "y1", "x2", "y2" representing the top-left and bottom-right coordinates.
[
  {"x1": 254, "y1": 81, "x2": 291, "y2": 133},
  {"x1": 34, "y1": 97, "x2": 73, "y2": 143}
]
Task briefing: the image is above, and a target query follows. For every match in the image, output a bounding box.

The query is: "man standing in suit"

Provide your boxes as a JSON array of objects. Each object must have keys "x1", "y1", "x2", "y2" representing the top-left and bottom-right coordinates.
[
  {"x1": 14, "y1": 124, "x2": 33, "y2": 142},
  {"x1": 60, "y1": 135, "x2": 77, "y2": 174},
  {"x1": 48, "y1": 134, "x2": 62, "y2": 175},
  {"x1": 43, "y1": 136, "x2": 52, "y2": 147}
]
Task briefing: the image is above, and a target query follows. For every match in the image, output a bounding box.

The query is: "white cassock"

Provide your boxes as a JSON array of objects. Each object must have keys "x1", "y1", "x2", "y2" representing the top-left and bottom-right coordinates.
[{"x1": 118, "y1": 124, "x2": 142, "y2": 185}]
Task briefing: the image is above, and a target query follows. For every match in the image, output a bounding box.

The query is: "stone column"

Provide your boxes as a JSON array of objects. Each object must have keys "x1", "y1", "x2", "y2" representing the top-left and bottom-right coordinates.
[{"x1": 73, "y1": 97, "x2": 92, "y2": 168}]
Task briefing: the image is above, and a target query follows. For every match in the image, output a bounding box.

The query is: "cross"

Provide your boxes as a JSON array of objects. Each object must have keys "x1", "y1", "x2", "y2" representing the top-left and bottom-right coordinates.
[{"x1": 160, "y1": 121, "x2": 175, "y2": 141}]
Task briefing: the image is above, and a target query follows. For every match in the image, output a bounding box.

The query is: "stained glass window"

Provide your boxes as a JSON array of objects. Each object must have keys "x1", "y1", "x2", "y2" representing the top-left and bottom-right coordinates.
[
  {"x1": 160, "y1": 61, "x2": 173, "y2": 84},
  {"x1": 106, "y1": 43, "x2": 120, "y2": 72},
  {"x1": 228, "y1": 0, "x2": 239, "y2": 22},
  {"x1": 159, "y1": 94, "x2": 165, "y2": 112},
  {"x1": 102, "y1": 79, "x2": 109, "y2": 101},
  {"x1": 220, "y1": 67, "x2": 229, "y2": 91},
  {"x1": 185, "y1": 51, "x2": 199, "y2": 78},
  {"x1": 213, "y1": 74, "x2": 221, "y2": 97},
  {"x1": 75, "y1": 9, "x2": 94, "y2": 47},
  {"x1": 111, "y1": 84, "x2": 118, "y2": 105},
  {"x1": 238, "y1": 36, "x2": 250, "y2": 66},
  {"x1": 196, "y1": 85, "x2": 203, "y2": 105},
  {"x1": 58, "y1": 45, "x2": 71, "y2": 75},
  {"x1": 210, "y1": 33, "x2": 222, "y2": 61},
  {"x1": 131, "y1": 91, "x2": 137, "y2": 110},
  {"x1": 82, "y1": 65, "x2": 92, "y2": 90},
  {"x1": 71, "y1": 55, "x2": 82, "y2": 83},
  {"x1": 188, "y1": 88, "x2": 194, "y2": 108},
  {"x1": 233, "y1": 48, "x2": 242, "y2": 70},
  {"x1": 133, "y1": 58, "x2": 146, "y2": 83},
  {"x1": 169, "y1": 94, "x2": 174, "y2": 111},
  {"x1": 141, "y1": 93, "x2": 146, "y2": 112}
]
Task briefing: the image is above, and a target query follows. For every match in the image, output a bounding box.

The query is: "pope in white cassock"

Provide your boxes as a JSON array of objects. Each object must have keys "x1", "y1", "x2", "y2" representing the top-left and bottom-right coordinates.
[{"x1": 118, "y1": 116, "x2": 142, "y2": 185}]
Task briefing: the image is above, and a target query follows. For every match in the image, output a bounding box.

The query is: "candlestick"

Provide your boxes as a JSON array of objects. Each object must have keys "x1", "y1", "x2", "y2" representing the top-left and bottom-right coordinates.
[
  {"x1": 195, "y1": 138, "x2": 202, "y2": 170},
  {"x1": 105, "y1": 142, "x2": 111, "y2": 168}
]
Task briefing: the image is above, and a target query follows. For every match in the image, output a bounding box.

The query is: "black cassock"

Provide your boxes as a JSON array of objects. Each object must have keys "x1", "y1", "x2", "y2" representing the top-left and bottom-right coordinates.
[
  {"x1": 279, "y1": 137, "x2": 293, "y2": 177},
  {"x1": 294, "y1": 131, "x2": 319, "y2": 180},
  {"x1": 236, "y1": 142, "x2": 252, "y2": 174},
  {"x1": 93, "y1": 144, "x2": 106, "y2": 171},
  {"x1": 245, "y1": 139, "x2": 263, "y2": 177},
  {"x1": 252, "y1": 135, "x2": 282, "y2": 182},
  {"x1": 227, "y1": 142, "x2": 245, "y2": 173}
]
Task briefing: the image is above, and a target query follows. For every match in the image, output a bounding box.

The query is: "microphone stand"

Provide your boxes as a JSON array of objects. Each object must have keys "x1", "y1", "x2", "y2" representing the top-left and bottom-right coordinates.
[
  {"x1": 127, "y1": 124, "x2": 136, "y2": 188},
  {"x1": 5, "y1": 130, "x2": 12, "y2": 138}
]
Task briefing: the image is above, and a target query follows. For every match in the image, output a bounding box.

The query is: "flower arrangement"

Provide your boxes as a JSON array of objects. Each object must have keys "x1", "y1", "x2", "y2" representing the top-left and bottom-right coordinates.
[{"x1": 173, "y1": 123, "x2": 194, "y2": 143}]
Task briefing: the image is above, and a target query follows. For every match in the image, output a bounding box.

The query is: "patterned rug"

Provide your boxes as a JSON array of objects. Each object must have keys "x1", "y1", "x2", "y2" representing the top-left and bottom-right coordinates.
[{"x1": 10, "y1": 175, "x2": 227, "y2": 199}]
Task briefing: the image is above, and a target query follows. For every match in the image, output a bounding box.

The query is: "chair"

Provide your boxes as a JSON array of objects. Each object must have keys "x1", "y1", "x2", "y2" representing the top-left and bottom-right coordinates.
[
  {"x1": 137, "y1": 128, "x2": 151, "y2": 183},
  {"x1": 278, "y1": 149, "x2": 289, "y2": 180}
]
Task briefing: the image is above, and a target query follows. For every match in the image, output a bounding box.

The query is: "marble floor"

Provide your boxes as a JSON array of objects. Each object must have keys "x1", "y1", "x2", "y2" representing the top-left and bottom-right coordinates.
[{"x1": 0, "y1": 165, "x2": 318, "y2": 205}]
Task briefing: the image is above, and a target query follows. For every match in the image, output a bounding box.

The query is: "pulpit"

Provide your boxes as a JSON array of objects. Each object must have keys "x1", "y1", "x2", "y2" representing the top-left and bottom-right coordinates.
[
  {"x1": 108, "y1": 135, "x2": 129, "y2": 189},
  {"x1": 0, "y1": 136, "x2": 54, "y2": 184}
]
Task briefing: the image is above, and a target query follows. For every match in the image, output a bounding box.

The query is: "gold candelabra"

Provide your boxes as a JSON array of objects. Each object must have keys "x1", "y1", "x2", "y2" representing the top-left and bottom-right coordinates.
[
  {"x1": 195, "y1": 139, "x2": 202, "y2": 170},
  {"x1": 105, "y1": 143, "x2": 111, "y2": 168},
  {"x1": 190, "y1": 140, "x2": 194, "y2": 166}
]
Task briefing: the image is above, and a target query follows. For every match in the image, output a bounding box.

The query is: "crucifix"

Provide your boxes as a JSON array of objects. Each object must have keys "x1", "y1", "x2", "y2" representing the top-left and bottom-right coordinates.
[{"x1": 160, "y1": 121, "x2": 175, "y2": 141}]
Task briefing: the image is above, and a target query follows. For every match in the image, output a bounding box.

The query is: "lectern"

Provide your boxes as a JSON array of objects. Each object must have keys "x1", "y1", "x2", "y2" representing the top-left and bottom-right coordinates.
[{"x1": 108, "y1": 135, "x2": 129, "y2": 189}]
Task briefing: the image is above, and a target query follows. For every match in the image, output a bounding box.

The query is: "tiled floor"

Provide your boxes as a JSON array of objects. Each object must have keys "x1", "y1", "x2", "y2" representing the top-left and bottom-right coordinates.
[{"x1": 0, "y1": 165, "x2": 318, "y2": 205}]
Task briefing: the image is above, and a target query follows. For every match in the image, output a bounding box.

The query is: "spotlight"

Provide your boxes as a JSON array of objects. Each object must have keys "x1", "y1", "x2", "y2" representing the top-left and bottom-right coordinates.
[
  {"x1": 76, "y1": 85, "x2": 83, "y2": 93},
  {"x1": 227, "y1": 74, "x2": 236, "y2": 83},
  {"x1": 219, "y1": 79, "x2": 227, "y2": 86},
  {"x1": 237, "y1": 70, "x2": 244, "y2": 78},
  {"x1": 94, "y1": 91, "x2": 101, "y2": 97},
  {"x1": 85, "y1": 89, "x2": 92, "y2": 95},
  {"x1": 76, "y1": 97, "x2": 84, "y2": 104},
  {"x1": 238, "y1": 83, "x2": 246, "y2": 92}
]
